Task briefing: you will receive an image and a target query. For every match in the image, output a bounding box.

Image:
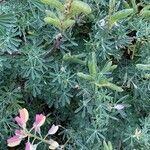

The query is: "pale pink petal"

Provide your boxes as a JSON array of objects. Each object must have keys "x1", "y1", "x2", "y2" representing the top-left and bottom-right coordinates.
[
  {"x1": 49, "y1": 139, "x2": 59, "y2": 150},
  {"x1": 25, "y1": 142, "x2": 38, "y2": 150},
  {"x1": 48, "y1": 125, "x2": 59, "y2": 135},
  {"x1": 34, "y1": 114, "x2": 46, "y2": 127},
  {"x1": 19, "y1": 108, "x2": 29, "y2": 123},
  {"x1": 34, "y1": 126, "x2": 41, "y2": 134},
  {"x1": 15, "y1": 116, "x2": 26, "y2": 129},
  {"x1": 25, "y1": 142, "x2": 31, "y2": 150},
  {"x1": 15, "y1": 129, "x2": 27, "y2": 138},
  {"x1": 33, "y1": 114, "x2": 46, "y2": 133},
  {"x1": 7, "y1": 135, "x2": 22, "y2": 147}
]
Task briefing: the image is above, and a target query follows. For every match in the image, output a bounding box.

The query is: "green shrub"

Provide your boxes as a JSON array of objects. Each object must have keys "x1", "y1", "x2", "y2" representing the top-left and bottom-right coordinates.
[{"x1": 1, "y1": 0, "x2": 150, "y2": 149}]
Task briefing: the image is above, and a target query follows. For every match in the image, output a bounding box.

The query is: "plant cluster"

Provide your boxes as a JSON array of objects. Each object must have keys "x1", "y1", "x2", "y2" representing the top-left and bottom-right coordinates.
[{"x1": 0, "y1": 0, "x2": 150, "y2": 149}]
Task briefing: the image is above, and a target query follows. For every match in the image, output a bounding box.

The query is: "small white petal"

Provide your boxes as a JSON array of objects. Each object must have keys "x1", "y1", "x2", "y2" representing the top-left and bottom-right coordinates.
[
  {"x1": 114, "y1": 22, "x2": 120, "y2": 27},
  {"x1": 48, "y1": 125, "x2": 59, "y2": 135},
  {"x1": 99, "y1": 19, "x2": 106, "y2": 27},
  {"x1": 49, "y1": 139, "x2": 59, "y2": 150},
  {"x1": 114, "y1": 104, "x2": 124, "y2": 110},
  {"x1": 61, "y1": 67, "x2": 65, "y2": 72},
  {"x1": 31, "y1": 144, "x2": 38, "y2": 150}
]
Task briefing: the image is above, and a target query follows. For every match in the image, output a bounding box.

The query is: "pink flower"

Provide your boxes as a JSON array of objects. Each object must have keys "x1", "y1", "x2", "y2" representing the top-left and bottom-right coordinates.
[
  {"x1": 7, "y1": 135, "x2": 22, "y2": 147},
  {"x1": 15, "y1": 108, "x2": 29, "y2": 129},
  {"x1": 33, "y1": 114, "x2": 46, "y2": 133},
  {"x1": 7, "y1": 108, "x2": 28, "y2": 148},
  {"x1": 25, "y1": 142, "x2": 38, "y2": 150}
]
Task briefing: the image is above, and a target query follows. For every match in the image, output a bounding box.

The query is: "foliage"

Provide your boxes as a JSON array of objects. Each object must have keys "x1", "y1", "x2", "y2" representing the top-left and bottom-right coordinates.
[{"x1": 0, "y1": 0, "x2": 150, "y2": 150}]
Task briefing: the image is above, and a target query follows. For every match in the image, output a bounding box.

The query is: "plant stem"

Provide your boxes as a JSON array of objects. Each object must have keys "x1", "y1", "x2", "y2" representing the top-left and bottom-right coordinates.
[{"x1": 26, "y1": 131, "x2": 50, "y2": 145}]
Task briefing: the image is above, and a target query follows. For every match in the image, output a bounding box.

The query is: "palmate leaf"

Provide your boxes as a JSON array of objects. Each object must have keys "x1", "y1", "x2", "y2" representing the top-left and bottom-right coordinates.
[
  {"x1": 27, "y1": 0, "x2": 45, "y2": 11},
  {"x1": 0, "y1": 28, "x2": 21, "y2": 52},
  {"x1": 0, "y1": 13, "x2": 16, "y2": 28}
]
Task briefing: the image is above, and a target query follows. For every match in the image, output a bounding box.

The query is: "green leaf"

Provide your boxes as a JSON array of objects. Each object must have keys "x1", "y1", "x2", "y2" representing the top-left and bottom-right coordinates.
[
  {"x1": 141, "y1": 5, "x2": 150, "y2": 11},
  {"x1": 103, "y1": 141, "x2": 113, "y2": 150},
  {"x1": 103, "y1": 140, "x2": 109, "y2": 150},
  {"x1": 63, "y1": 53, "x2": 86, "y2": 65},
  {"x1": 88, "y1": 52, "x2": 97, "y2": 76},
  {"x1": 131, "y1": 0, "x2": 138, "y2": 13},
  {"x1": 101, "y1": 61, "x2": 117, "y2": 73},
  {"x1": 109, "y1": 0, "x2": 116, "y2": 10},
  {"x1": 140, "y1": 10, "x2": 150, "y2": 18},
  {"x1": 136, "y1": 64, "x2": 150, "y2": 70},
  {"x1": 63, "y1": 19, "x2": 75, "y2": 30},
  {"x1": 108, "y1": 141, "x2": 113, "y2": 150}
]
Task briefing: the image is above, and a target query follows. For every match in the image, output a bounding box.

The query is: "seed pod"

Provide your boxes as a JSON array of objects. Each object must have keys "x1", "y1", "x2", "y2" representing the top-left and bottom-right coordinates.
[
  {"x1": 106, "y1": 82, "x2": 123, "y2": 92},
  {"x1": 136, "y1": 64, "x2": 150, "y2": 70},
  {"x1": 45, "y1": 10, "x2": 57, "y2": 18},
  {"x1": 67, "y1": 0, "x2": 91, "y2": 18},
  {"x1": 44, "y1": 17, "x2": 61, "y2": 29},
  {"x1": 95, "y1": 82, "x2": 123, "y2": 92},
  {"x1": 62, "y1": 19, "x2": 75, "y2": 30},
  {"x1": 88, "y1": 52, "x2": 97, "y2": 76},
  {"x1": 141, "y1": 5, "x2": 150, "y2": 11},
  {"x1": 63, "y1": 53, "x2": 86, "y2": 65},
  {"x1": 140, "y1": 10, "x2": 150, "y2": 18},
  {"x1": 41, "y1": 0, "x2": 64, "y2": 12},
  {"x1": 77, "y1": 72, "x2": 93, "y2": 81},
  {"x1": 109, "y1": 8, "x2": 134, "y2": 28}
]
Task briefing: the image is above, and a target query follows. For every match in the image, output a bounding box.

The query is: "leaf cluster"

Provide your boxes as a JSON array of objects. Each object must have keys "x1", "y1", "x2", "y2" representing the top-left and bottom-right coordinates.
[{"x1": 0, "y1": 0, "x2": 150, "y2": 150}]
